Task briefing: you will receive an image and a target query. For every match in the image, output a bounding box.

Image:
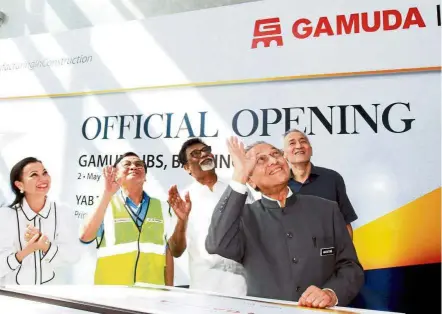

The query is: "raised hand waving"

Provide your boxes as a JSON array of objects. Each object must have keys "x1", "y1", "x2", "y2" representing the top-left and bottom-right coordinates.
[
  {"x1": 103, "y1": 165, "x2": 121, "y2": 195},
  {"x1": 168, "y1": 185, "x2": 191, "y2": 222},
  {"x1": 227, "y1": 136, "x2": 257, "y2": 184}
]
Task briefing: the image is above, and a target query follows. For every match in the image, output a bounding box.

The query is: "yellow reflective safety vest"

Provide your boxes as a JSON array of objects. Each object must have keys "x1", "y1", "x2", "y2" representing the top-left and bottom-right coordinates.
[{"x1": 94, "y1": 193, "x2": 167, "y2": 286}]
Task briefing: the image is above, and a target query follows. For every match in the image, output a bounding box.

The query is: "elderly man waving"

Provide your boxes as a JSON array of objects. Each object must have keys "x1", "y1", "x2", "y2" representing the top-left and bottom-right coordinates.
[{"x1": 205, "y1": 137, "x2": 364, "y2": 308}]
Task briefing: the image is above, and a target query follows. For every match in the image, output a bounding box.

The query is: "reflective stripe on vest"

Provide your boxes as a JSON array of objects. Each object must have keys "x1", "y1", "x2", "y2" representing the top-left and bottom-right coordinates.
[
  {"x1": 94, "y1": 193, "x2": 166, "y2": 286},
  {"x1": 96, "y1": 242, "x2": 166, "y2": 258}
]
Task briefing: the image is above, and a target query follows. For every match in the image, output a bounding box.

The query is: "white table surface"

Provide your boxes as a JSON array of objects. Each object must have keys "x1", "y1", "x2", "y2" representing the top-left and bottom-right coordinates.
[{"x1": 1, "y1": 284, "x2": 402, "y2": 314}]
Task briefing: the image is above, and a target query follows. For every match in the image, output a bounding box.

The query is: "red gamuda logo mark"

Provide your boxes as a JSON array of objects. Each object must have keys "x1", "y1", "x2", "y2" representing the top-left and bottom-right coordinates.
[
  {"x1": 251, "y1": 7, "x2": 426, "y2": 49},
  {"x1": 251, "y1": 17, "x2": 284, "y2": 49}
]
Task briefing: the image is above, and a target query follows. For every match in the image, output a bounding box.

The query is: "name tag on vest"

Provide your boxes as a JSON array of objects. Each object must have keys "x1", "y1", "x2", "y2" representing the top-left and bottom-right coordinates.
[
  {"x1": 320, "y1": 247, "x2": 335, "y2": 256},
  {"x1": 145, "y1": 218, "x2": 163, "y2": 224},
  {"x1": 114, "y1": 218, "x2": 133, "y2": 224}
]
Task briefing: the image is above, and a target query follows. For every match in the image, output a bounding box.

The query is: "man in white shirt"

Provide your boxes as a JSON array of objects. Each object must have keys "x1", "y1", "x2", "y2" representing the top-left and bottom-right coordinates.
[{"x1": 167, "y1": 138, "x2": 247, "y2": 296}]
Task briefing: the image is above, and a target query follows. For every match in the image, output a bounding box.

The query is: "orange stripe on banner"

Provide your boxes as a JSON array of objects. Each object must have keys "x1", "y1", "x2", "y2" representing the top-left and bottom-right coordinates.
[
  {"x1": 0, "y1": 66, "x2": 440, "y2": 100},
  {"x1": 354, "y1": 188, "x2": 441, "y2": 270}
]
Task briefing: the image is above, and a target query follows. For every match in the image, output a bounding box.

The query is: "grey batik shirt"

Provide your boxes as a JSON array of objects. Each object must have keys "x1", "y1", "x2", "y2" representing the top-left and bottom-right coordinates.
[{"x1": 205, "y1": 183, "x2": 364, "y2": 306}]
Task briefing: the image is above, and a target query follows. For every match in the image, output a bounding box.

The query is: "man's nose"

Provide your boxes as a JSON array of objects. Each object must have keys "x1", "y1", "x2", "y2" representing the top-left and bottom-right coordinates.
[{"x1": 268, "y1": 155, "x2": 278, "y2": 165}]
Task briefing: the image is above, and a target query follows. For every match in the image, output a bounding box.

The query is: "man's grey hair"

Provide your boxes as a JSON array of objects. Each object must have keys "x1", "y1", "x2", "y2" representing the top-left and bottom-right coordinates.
[
  {"x1": 245, "y1": 141, "x2": 269, "y2": 153},
  {"x1": 245, "y1": 140, "x2": 284, "y2": 155},
  {"x1": 243, "y1": 140, "x2": 280, "y2": 193},
  {"x1": 282, "y1": 128, "x2": 310, "y2": 142}
]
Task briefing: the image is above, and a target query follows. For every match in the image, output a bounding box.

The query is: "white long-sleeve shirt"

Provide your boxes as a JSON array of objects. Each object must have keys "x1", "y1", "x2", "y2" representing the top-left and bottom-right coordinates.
[
  {"x1": 183, "y1": 179, "x2": 247, "y2": 296},
  {"x1": 0, "y1": 198, "x2": 83, "y2": 285}
]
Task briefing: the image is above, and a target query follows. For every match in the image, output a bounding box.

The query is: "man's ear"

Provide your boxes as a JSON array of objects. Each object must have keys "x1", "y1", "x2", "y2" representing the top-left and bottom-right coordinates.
[
  {"x1": 183, "y1": 163, "x2": 191, "y2": 175},
  {"x1": 247, "y1": 178, "x2": 257, "y2": 190}
]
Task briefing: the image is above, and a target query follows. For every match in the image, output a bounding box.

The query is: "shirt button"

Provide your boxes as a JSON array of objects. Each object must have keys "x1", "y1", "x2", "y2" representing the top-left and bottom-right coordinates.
[
  {"x1": 292, "y1": 257, "x2": 298, "y2": 264},
  {"x1": 286, "y1": 232, "x2": 293, "y2": 238},
  {"x1": 296, "y1": 286, "x2": 301, "y2": 292}
]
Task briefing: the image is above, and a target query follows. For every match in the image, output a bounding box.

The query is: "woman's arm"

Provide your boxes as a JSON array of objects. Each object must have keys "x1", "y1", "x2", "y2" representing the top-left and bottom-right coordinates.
[
  {"x1": 41, "y1": 203, "x2": 84, "y2": 267},
  {"x1": 0, "y1": 208, "x2": 34, "y2": 278}
]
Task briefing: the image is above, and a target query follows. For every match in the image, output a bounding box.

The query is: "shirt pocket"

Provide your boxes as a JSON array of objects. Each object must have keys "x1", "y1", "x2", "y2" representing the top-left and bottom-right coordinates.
[
  {"x1": 41, "y1": 260, "x2": 56, "y2": 284},
  {"x1": 309, "y1": 236, "x2": 336, "y2": 280},
  {"x1": 317, "y1": 235, "x2": 333, "y2": 246},
  {"x1": 16, "y1": 264, "x2": 34, "y2": 285},
  {"x1": 315, "y1": 236, "x2": 336, "y2": 276},
  {"x1": 312, "y1": 236, "x2": 335, "y2": 257}
]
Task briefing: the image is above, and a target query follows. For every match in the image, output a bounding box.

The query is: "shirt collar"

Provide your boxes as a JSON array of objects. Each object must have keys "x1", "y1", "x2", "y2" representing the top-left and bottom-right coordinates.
[
  {"x1": 310, "y1": 163, "x2": 320, "y2": 176},
  {"x1": 192, "y1": 175, "x2": 226, "y2": 192},
  {"x1": 290, "y1": 162, "x2": 319, "y2": 180},
  {"x1": 261, "y1": 187, "x2": 295, "y2": 208},
  {"x1": 21, "y1": 197, "x2": 52, "y2": 220},
  {"x1": 120, "y1": 189, "x2": 148, "y2": 207}
]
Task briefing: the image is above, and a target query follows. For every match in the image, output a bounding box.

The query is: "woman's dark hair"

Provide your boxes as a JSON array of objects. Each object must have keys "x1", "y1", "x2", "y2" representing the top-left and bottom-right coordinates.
[{"x1": 9, "y1": 157, "x2": 41, "y2": 207}]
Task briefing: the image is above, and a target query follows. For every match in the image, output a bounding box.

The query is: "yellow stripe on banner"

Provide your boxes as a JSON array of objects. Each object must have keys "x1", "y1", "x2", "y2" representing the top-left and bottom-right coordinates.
[
  {"x1": 0, "y1": 66, "x2": 440, "y2": 101},
  {"x1": 354, "y1": 188, "x2": 441, "y2": 271}
]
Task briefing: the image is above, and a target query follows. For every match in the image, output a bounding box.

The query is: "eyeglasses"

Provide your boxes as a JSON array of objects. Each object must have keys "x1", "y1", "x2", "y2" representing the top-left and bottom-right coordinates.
[
  {"x1": 120, "y1": 160, "x2": 146, "y2": 169},
  {"x1": 189, "y1": 146, "x2": 212, "y2": 159},
  {"x1": 256, "y1": 150, "x2": 284, "y2": 165}
]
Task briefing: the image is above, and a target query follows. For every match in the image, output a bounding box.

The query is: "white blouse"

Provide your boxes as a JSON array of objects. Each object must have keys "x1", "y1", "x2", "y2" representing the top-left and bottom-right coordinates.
[{"x1": 0, "y1": 198, "x2": 83, "y2": 285}]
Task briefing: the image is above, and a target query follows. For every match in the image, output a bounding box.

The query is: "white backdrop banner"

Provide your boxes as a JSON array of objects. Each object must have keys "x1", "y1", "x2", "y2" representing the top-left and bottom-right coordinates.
[
  {"x1": 0, "y1": 0, "x2": 440, "y2": 99},
  {"x1": 0, "y1": 0, "x2": 440, "y2": 295}
]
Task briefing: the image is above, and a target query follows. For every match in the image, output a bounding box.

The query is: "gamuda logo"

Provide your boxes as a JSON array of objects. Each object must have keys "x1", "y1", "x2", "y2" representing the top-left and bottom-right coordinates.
[{"x1": 251, "y1": 7, "x2": 426, "y2": 48}]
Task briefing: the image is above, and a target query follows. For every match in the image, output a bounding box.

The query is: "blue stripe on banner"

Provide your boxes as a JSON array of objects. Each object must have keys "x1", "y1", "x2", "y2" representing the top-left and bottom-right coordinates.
[{"x1": 349, "y1": 263, "x2": 441, "y2": 314}]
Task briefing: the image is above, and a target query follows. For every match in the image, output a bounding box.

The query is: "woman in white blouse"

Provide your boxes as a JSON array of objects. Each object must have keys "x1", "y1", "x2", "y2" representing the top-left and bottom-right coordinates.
[{"x1": 0, "y1": 157, "x2": 82, "y2": 285}]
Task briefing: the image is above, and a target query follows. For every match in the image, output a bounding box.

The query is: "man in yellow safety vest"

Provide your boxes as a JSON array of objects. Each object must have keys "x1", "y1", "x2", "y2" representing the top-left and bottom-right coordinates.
[{"x1": 79, "y1": 152, "x2": 174, "y2": 286}]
